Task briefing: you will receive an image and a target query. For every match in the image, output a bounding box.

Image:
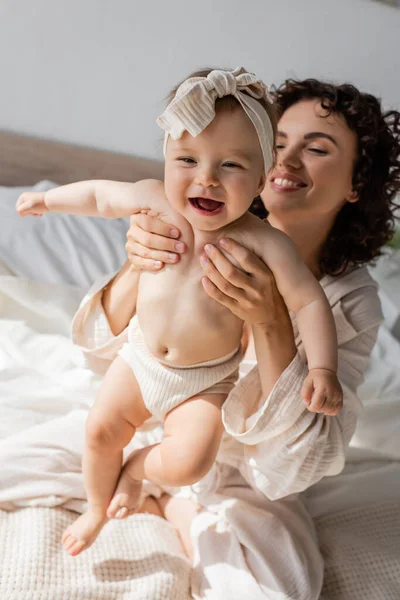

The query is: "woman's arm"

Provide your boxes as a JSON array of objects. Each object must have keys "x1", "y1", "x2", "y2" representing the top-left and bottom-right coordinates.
[
  {"x1": 72, "y1": 214, "x2": 187, "y2": 360},
  {"x1": 102, "y1": 213, "x2": 188, "y2": 335},
  {"x1": 223, "y1": 323, "x2": 380, "y2": 500},
  {"x1": 200, "y1": 237, "x2": 297, "y2": 405},
  {"x1": 251, "y1": 321, "x2": 296, "y2": 406},
  {"x1": 101, "y1": 260, "x2": 140, "y2": 336},
  {"x1": 198, "y1": 238, "x2": 383, "y2": 498}
]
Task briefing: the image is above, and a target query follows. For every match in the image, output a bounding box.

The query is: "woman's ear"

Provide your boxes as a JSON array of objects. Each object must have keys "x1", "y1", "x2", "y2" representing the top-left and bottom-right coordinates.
[{"x1": 346, "y1": 189, "x2": 359, "y2": 204}]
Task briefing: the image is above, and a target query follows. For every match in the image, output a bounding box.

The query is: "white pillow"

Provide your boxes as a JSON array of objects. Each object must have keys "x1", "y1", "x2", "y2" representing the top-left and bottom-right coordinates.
[
  {"x1": 368, "y1": 249, "x2": 400, "y2": 340},
  {"x1": 0, "y1": 181, "x2": 129, "y2": 288},
  {"x1": 352, "y1": 320, "x2": 400, "y2": 460},
  {"x1": 350, "y1": 252, "x2": 400, "y2": 461}
]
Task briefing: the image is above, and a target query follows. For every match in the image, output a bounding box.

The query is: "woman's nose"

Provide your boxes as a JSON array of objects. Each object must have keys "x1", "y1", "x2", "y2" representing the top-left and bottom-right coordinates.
[{"x1": 278, "y1": 145, "x2": 302, "y2": 170}]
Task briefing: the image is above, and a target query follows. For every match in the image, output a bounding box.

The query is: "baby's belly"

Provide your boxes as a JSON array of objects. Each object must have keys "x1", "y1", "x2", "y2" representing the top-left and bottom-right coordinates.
[{"x1": 136, "y1": 269, "x2": 243, "y2": 366}]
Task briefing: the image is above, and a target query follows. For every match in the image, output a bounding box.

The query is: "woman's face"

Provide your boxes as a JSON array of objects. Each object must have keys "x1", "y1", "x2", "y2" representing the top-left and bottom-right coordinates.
[{"x1": 262, "y1": 99, "x2": 359, "y2": 223}]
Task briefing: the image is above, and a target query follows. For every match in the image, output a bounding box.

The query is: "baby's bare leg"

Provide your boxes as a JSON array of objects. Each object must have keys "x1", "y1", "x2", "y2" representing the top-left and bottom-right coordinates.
[
  {"x1": 108, "y1": 393, "x2": 226, "y2": 519},
  {"x1": 62, "y1": 356, "x2": 150, "y2": 556}
]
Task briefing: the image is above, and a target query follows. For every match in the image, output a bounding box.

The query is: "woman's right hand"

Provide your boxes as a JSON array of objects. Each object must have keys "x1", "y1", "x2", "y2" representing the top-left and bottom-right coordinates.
[{"x1": 125, "y1": 213, "x2": 187, "y2": 271}]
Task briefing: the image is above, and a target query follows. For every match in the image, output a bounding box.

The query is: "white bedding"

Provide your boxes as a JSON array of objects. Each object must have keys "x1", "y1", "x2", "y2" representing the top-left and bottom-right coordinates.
[
  {"x1": 1, "y1": 183, "x2": 400, "y2": 599},
  {"x1": 0, "y1": 272, "x2": 191, "y2": 599},
  {"x1": 0, "y1": 181, "x2": 129, "y2": 288}
]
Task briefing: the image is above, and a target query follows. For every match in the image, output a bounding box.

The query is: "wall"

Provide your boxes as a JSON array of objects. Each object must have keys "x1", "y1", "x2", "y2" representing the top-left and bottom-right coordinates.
[{"x1": 0, "y1": 0, "x2": 398, "y2": 160}]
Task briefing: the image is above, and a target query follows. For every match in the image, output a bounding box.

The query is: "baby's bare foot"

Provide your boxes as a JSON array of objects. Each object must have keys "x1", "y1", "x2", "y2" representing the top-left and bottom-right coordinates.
[
  {"x1": 62, "y1": 510, "x2": 107, "y2": 556},
  {"x1": 107, "y1": 468, "x2": 142, "y2": 519}
]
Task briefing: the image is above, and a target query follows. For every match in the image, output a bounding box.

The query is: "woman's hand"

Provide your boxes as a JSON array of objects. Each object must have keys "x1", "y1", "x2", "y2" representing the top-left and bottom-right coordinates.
[
  {"x1": 201, "y1": 237, "x2": 298, "y2": 401},
  {"x1": 125, "y1": 213, "x2": 187, "y2": 271},
  {"x1": 200, "y1": 237, "x2": 289, "y2": 328}
]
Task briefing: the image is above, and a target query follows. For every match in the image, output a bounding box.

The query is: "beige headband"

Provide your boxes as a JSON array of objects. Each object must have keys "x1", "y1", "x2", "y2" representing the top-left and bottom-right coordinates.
[{"x1": 156, "y1": 67, "x2": 274, "y2": 174}]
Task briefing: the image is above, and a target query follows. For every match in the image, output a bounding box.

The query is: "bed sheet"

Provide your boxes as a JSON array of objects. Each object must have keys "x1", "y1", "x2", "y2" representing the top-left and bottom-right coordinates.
[
  {"x1": 0, "y1": 181, "x2": 129, "y2": 288},
  {"x1": 0, "y1": 271, "x2": 192, "y2": 599},
  {"x1": 306, "y1": 459, "x2": 400, "y2": 600}
]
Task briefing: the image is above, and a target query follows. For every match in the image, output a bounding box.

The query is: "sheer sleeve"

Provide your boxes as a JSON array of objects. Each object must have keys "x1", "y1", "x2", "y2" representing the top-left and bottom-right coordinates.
[
  {"x1": 222, "y1": 284, "x2": 383, "y2": 499},
  {"x1": 71, "y1": 271, "x2": 128, "y2": 374}
]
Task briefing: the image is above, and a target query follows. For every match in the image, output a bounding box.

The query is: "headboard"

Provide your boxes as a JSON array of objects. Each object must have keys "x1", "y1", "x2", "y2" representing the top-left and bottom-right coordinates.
[{"x1": 0, "y1": 130, "x2": 164, "y2": 186}]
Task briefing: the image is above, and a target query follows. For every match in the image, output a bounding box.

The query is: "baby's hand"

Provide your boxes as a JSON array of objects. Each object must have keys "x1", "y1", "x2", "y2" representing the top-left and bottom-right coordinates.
[
  {"x1": 301, "y1": 368, "x2": 343, "y2": 416},
  {"x1": 16, "y1": 192, "x2": 48, "y2": 217}
]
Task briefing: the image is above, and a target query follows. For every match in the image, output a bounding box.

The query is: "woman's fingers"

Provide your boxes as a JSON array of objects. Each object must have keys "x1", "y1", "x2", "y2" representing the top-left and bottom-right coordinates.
[
  {"x1": 200, "y1": 241, "x2": 279, "y2": 324},
  {"x1": 126, "y1": 254, "x2": 163, "y2": 271},
  {"x1": 201, "y1": 277, "x2": 239, "y2": 312},
  {"x1": 131, "y1": 213, "x2": 180, "y2": 240},
  {"x1": 126, "y1": 240, "x2": 180, "y2": 267},
  {"x1": 200, "y1": 253, "x2": 245, "y2": 301},
  {"x1": 218, "y1": 237, "x2": 272, "y2": 277},
  {"x1": 126, "y1": 213, "x2": 186, "y2": 271},
  {"x1": 128, "y1": 214, "x2": 186, "y2": 255},
  {"x1": 202, "y1": 244, "x2": 250, "y2": 289}
]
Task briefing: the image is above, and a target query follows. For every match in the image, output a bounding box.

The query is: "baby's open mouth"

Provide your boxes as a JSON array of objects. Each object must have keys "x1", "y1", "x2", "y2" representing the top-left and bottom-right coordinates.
[{"x1": 189, "y1": 197, "x2": 224, "y2": 214}]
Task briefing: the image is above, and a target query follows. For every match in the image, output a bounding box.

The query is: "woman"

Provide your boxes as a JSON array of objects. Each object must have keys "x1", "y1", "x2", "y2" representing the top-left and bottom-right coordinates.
[
  {"x1": 2, "y1": 79, "x2": 400, "y2": 600},
  {"x1": 79, "y1": 78, "x2": 399, "y2": 599}
]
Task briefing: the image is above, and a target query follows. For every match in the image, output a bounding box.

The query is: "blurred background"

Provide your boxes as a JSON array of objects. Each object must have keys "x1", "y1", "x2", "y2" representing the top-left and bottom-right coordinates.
[
  {"x1": 0, "y1": 0, "x2": 398, "y2": 161},
  {"x1": 373, "y1": 0, "x2": 400, "y2": 6}
]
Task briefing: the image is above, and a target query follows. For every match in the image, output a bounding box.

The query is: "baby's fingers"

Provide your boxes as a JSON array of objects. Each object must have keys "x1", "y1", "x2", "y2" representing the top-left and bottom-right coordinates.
[
  {"x1": 15, "y1": 196, "x2": 28, "y2": 214},
  {"x1": 16, "y1": 200, "x2": 33, "y2": 216},
  {"x1": 16, "y1": 193, "x2": 43, "y2": 216},
  {"x1": 301, "y1": 376, "x2": 314, "y2": 405},
  {"x1": 322, "y1": 390, "x2": 343, "y2": 417},
  {"x1": 307, "y1": 386, "x2": 328, "y2": 413}
]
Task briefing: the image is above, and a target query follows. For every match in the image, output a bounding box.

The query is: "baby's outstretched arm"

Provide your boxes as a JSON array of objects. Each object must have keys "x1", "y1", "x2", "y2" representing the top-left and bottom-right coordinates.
[
  {"x1": 16, "y1": 179, "x2": 165, "y2": 219},
  {"x1": 256, "y1": 228, "x2": 343, "y2": 415}
]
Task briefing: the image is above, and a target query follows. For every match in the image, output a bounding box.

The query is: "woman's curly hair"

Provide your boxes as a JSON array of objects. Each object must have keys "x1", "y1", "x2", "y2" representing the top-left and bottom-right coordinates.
[{"x1": 251, "y1": 79, "x2": 400, "y2": 276}]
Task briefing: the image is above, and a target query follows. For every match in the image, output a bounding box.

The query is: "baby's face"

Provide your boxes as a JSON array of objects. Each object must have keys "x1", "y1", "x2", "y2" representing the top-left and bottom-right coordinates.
[{"x1": 164, "y1": 107, "x2": 266, "y2": 231}]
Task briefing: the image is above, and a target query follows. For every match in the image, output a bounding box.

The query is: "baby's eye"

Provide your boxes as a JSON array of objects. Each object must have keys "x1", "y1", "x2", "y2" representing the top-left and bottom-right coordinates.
[
  {"x1": 178, "y1": 157, "x2": 196, "y2": 164},
  {"x1": 223, "y1": 162, "x2": 241, "y2": 168}
]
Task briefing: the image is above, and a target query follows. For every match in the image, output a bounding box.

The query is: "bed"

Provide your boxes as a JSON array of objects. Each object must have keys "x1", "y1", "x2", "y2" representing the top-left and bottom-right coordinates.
[{"x1": 1, "y1": 130, "x2": 399, "y2": 599}]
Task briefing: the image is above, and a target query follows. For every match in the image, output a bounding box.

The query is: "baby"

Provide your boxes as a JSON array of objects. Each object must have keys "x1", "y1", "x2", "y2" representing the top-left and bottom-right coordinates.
[{"x1": 16, "y1": 67, "x2": 343, "y2": 557}]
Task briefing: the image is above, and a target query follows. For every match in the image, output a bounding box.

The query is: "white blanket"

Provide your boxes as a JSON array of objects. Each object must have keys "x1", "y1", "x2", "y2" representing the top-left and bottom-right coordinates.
[
  {"x1": 1, "y1": 272, "x2": 400, "y2": 599},
  {"x1": 0, "y1": 273, "x2": 191, "y2": 598}
]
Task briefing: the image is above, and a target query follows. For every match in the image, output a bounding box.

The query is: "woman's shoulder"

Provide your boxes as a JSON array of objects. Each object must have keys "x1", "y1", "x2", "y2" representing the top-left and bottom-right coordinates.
[
  {"x1": 321, "y1": 264, "x2": 378, "y2": 301},
  {"x1": 322, "y1": 265, "x2": 383, "y2": 336}
]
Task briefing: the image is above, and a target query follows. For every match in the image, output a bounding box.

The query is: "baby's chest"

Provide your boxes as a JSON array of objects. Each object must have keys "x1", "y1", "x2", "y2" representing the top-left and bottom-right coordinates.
[{"x1": 138, "y1": 258, "x2": 230, "y2": 322}]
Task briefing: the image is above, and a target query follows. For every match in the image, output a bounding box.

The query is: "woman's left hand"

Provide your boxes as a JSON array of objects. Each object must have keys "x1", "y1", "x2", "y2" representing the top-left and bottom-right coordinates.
[{"x1": 200, "y1": 237, "x2": 285, "y2": 326}]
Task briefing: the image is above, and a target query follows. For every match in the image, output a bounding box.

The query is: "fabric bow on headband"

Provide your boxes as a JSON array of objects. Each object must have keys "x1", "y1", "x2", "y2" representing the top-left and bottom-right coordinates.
[{"x1": 156, "y1": 67, "x2": 274, "y2": 174}]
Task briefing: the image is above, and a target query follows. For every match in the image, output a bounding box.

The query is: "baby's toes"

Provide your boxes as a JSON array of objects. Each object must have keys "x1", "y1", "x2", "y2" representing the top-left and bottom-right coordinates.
[
  {"x1": 67, "y1": 538, "x2": 86, "y2": 557},
  {"x1": 62, "y1": 527, "x2": 74, "y2": 546},
  {"x1": 62, "y1": 532, "x2": 78, "y2": 552}
]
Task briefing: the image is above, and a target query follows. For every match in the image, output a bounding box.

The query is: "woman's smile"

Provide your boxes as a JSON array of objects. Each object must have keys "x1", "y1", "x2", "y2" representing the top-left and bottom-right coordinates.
[{"x1": 270, "y1": 171, "x2": 308, "y2": 192}]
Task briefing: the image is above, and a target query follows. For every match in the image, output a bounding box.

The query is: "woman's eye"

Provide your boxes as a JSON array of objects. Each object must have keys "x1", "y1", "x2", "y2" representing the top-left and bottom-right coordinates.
[
  {"x1": 276, "y1": 144, "x2": 285, "y2": 150},
  {"x1": 308, "y1": 147, "x2": 327, "y2": 155}
]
